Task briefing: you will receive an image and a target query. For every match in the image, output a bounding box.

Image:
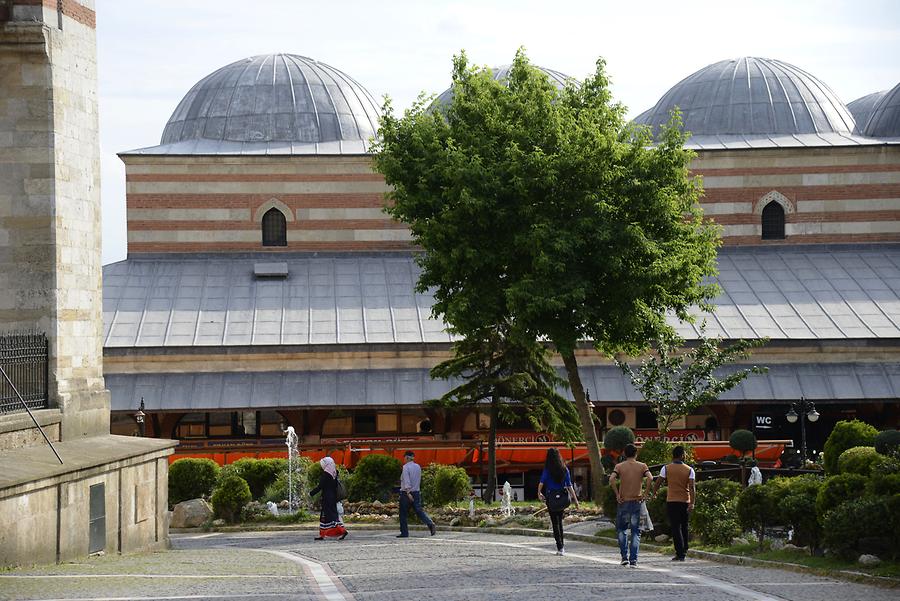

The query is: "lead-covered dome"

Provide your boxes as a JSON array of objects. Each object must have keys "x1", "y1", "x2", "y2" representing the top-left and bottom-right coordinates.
[
  {"x1": 634, "y1": 57, "x2": 855, "y2": 139},
  {"x1": 862, "y1": 82, "x2": 900, "y2": 138},
  {"x1": 847, "y1": 90, "x2": 888, "y2": 135},
  {"x1": 141, "y1": 54, "x2": 381, "y2": 155},
  {"x1": 434, "y1": 64, "x2": 575, "y2": 107}
]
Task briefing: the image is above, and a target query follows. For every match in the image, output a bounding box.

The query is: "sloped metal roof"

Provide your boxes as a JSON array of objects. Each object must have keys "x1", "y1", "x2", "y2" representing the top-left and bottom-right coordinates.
[
  {"x1": 102, "y1": 246, "x2": 900, "y2": 349},
  {"x1": 107, "y1": 362, "x2": 900, "y2": 411},
  {"x1": 863, "y1": 81, "x2": 900, "y2": 138},
  {"x1": 848, "y1": 90, "x2": 889, "y2": 135}
]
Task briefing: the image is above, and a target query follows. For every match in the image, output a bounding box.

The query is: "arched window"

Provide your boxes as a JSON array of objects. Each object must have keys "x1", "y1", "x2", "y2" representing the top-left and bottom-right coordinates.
[
  {"x1": 261, "y1": 208, "x2": 287, "y2": 246},
  {"x1": 761, "y1": 201, "x2": 785, "y2": 240}
]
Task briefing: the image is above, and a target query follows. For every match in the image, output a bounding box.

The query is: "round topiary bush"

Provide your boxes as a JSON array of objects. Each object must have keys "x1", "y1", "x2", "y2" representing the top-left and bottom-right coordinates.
[
  {"x1": 815, "y1": 473, "x2": 867, "y2": 518},
  {"x1": 875, "y1": 429, "x2": 900, "y2": 457},
  {"x1": 420, "y1": 463, "x2": 471, "y2": 506},
  {"x1": 728, "y1": 429, "x2": 757, "y2": 457},
  {"x1": 603, "y1": 426, "x2": 635, "y2": 452},
  {"x1": 837, "y1": 446, "x2": 880, "y2": 476},
  {"x1": 348, "y1": 454, "x2": 402, "y2": 502},
  {"x1": 168, "y1": 458, "x2": 220, "y2": 507},
  {"x1": 822, "y1": 419, "x2": 878, "y2": 474},
  {"x1": 822, "y1": 496, "x2": 892, "y2": 559},
  {"x1": 211, "y1": 473, "x2": 252, "y2": 523},
  {"x1": 228, "y1": 458, "x2": 287, "y2": 500}
]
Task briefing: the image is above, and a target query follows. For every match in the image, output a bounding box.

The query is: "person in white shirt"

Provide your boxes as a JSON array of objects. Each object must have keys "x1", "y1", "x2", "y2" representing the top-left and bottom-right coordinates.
[
  {"x1": 397, "y1": 451, "x2": 436, "y2": 538},
  {"x1": 748, "y1": 460, "x2": 763, "y2": 486}
]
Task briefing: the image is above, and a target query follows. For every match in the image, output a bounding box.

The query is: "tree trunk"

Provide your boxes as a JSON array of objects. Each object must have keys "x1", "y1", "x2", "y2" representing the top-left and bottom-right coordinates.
[
  {"x1": 486, "y1": 396, "x2": 499, "y2": 503},
  {"x1": 561, "y1": 350, "x2": 604, "y2": 502}
]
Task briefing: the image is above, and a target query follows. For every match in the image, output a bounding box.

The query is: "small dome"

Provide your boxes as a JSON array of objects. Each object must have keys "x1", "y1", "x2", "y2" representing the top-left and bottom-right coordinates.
[
  {"x1": 847, "y1": 90, "x2": 888, "y2": 134},
  {"x1": 634, "y1": 57, "x2": 855, "y2": 138},
  {"x1": 160, "y1": 54, "x2": 380, "y2": 151},
  {"x1": 862, "y1": 82, "x2": 900, "y2": 138},
  {"x1": 433, "y1": 64, "x2": 574, "y2": 106}
]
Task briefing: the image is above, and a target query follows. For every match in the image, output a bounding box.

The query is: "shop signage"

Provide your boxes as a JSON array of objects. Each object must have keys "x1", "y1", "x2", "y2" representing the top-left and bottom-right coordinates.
[{"x1": 633, "y1": 429, "x2": 705, "y2": 442}]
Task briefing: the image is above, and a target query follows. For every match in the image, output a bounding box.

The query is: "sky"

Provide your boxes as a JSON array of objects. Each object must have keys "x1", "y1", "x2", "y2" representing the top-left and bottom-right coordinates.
[{"x1": 96, "y1": 0, "x2": 900, "y2": 264}]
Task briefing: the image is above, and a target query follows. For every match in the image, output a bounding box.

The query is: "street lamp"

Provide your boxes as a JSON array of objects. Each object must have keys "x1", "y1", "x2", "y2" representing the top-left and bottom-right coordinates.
[
  {"x1": 135, "y1": 397, "x2": 146, "y2": 437},
  {"x1": 786, "y1": 397, "x2": 819, "y2": 461}
]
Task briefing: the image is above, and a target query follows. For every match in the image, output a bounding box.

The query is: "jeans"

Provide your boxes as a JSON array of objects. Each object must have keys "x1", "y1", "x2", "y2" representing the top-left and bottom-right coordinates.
[
  {"x1": 399, "y1": 491, "x2": 434, "y2": 536},
  {"x1": 617, "y1": 500, "x2": 642, "y2": 563},
  {"x1": 549, "y1": 510, "x2": 565, "y2": 550},
  {"x1": 667, "y1": 502, "x2": 689, "y2": 559}
]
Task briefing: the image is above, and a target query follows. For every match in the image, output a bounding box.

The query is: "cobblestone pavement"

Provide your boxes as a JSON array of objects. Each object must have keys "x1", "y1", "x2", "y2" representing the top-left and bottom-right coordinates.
[{"x1": 1, "y1": 529, "x2": 896, "y2": 601}]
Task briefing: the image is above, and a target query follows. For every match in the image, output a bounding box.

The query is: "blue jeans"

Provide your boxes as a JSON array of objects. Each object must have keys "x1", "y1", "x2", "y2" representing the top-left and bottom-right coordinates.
[
  {"x1": 399, "y1": 491, "x2": 433, "y2": 536},
  {"x1": 617, "y1": 500, "x2": 641, "y2": 563}
]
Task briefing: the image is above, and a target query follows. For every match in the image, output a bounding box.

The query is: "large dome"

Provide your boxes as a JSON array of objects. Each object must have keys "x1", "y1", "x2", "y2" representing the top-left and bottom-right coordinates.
[
  {"x1": 862, "y1": 82, "x2": 900, "y2": 138},
  {"x1": 847, "y1": 90, "x2": 888, "y2": 135},
  {"x1": 434, "y1": 64, "x2": 574, "y2": 106},
  {"x1": 153, "y1": 54, "x2": 380, "y2": 154},
  {"x1": 634, "y1": 57, "x2": 855, "y2": 139}
]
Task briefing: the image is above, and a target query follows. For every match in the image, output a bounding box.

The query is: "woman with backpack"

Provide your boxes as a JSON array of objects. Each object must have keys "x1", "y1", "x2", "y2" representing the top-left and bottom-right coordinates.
[
  {"x1": 537, "y1": 447, "x2": 579, "y2": 555},
  {"x1": 310, "y1": 456, "x2": 348, "y2": 540}
]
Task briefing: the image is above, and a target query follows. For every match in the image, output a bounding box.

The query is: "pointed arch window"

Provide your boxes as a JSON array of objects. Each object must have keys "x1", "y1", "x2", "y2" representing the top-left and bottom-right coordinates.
[
  {"x1": 261, "y1": 208, "x2": 287, "y2": 246},
  {"x1": 761, "y1": 201, "x2": 785, "y2": 240}
]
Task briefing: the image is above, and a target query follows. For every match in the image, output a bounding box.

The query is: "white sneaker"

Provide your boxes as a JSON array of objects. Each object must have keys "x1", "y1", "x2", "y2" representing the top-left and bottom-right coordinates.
[{"x1": 557, "y1": 548, "x2": 565, "y2": 556}]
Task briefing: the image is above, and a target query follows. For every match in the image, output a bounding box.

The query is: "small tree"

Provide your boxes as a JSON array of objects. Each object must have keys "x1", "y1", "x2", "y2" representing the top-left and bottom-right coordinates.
[
  {"x1": 736, "y1": 483, "x2": 774, "y2": 550},
  {"x1": 603, "y1": 426, "x2": 635, "y2": 455},
  {"x1": 617, "y1": 326, "x2": 767, "y2": 437},
  {"x1": 729, "y1": 429, "x2": 757, "y2": 459}
]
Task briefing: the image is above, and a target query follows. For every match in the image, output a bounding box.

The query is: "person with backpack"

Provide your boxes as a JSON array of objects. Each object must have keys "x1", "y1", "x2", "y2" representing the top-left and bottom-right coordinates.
[
  {"x1": 537, "y1": 448, "x2": 580, "y2": 556},
  {"x1": 310, "y1": 456, "x2": 348, "y2": 540}
]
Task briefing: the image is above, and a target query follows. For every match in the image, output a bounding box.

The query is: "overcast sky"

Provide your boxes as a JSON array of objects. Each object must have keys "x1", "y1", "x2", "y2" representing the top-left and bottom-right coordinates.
[{"x1": 96, "y1": 0, "x2": 900, "y2": 264}]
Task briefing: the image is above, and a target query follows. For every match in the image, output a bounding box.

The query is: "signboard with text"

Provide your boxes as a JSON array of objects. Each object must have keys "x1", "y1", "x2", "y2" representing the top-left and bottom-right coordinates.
[{"x1": 634, "y1": 429, "x2": 705, "y2": 443}]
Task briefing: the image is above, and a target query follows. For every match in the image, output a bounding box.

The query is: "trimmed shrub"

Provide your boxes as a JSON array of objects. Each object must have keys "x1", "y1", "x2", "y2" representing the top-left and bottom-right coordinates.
[
  {"x1": 737, "y1": 483, "x2": 775, "y2": 548},
  {"x1": 815, "y1": 473, "x2": 866, "y2": 519},
  {"x1": 822, "y1": 419, "x2": 878, "y2": 474},
  {"x1": 599, "y1": 485, "x2": 618, "y2": 521},
  {"x1": 263, "y1": 456, "x2": 314, "y2": 505},
  {"x1": 168, "y1": 458, "x2": 220, "y2": 506},
  {"x1": 420, "y1": 463, "x2": 471, "y2": 506},
  {"x1": 822, "y1": 496, "x2": 891, "y2": 560},
  {"x1": 777, "y1": 475, "x2": 824, "y2": 550},
  {"x1": 603, "y1": 426, "x2": 635, "y2": 452},
  {"x1": 637, "y1": 439, "x2": 695, "y2": 470},
  {"x1": 348, "y1": 454, "x2": 402, "y2": 502},
  {"x1": 728, "y1": 430, "x2": 757, "y2": 457},
  {"x1": 306, "y1": 459, "x2": 350, "y2": 491},
  {"x1": 874, "y1": 429, "x2": 900, "y2": 457},
  {"x1": 211, "y1": 473, "x2": 252, "y2": 522},
  {"x1": 645, "y1": 485, "x2": 670, "y2": 535},
  {"x1": 837, "y1": 446, "x2": 880, "y2": 476},
  {"x1": 691, "y1": 478, "x2": 742, "y2": 545},
  {"x1": 866, "y1": 473, "x2": 900, "y2": 497},
  {"x1": 228, "y1": 458, "x2": 287, "y2": 500},
  {"x1": 874, "y1": 453, "x2": 900, "y2": 475}
]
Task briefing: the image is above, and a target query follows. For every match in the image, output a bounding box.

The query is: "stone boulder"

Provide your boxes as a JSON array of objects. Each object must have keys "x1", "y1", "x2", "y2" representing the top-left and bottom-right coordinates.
[
  {"x1": 654, "y1": 534, "x2": 670, "y2": 543},
  {"x1": 858, "y1": 554, "x2": 881, "y2": 567},
  {"x1": 171, "y1": 499, "x2": 213, "y2": 528}
]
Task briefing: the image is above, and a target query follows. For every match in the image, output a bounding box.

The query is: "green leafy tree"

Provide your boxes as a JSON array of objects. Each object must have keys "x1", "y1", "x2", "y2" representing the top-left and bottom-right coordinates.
[
  {"x1": 374, "y1": 49, "x2": 720, "y2": 499},
  {"x1": 617, "y1": 326, "x2": 767, "y2": 437},
  {"x1": 429, "y1": 324, "x2": 580, "y2": 501}
]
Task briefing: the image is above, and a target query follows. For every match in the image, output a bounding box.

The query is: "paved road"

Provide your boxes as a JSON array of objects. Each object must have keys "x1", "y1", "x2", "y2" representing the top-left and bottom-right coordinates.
[{"x1": 1, "y1": 529, "x2": 895, "y2": 601}]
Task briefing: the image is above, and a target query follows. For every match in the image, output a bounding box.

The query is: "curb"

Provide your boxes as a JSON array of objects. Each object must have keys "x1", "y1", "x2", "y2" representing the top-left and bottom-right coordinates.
[{"x1": 172, "y1": 523, "x2": 899, "y2": 589}]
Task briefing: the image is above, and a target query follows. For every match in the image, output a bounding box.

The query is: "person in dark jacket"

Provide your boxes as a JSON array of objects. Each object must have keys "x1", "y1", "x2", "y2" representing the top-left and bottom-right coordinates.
[
  {"x1": 537, "y1": 447, "x2": 579, "y2": 555},
  {"x1": 310, "y1": 457, "x2": 348, "y2": 540}
]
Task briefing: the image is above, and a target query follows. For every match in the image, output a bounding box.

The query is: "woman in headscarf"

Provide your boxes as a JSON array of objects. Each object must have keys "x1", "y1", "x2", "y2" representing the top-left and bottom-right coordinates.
[{"x1": 309, "y1": 457, "x2": 348, "y2": 540}]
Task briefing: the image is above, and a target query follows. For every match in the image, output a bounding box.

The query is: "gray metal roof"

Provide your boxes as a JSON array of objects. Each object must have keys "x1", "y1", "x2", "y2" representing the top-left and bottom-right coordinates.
[
  {"x1": 107, "y1": 362, "x2": 900, "y2": 411},
  {"x1": 433, "y1": 64, "x2": 575, "y2": 107},
  {"x1": 848, "y1": 90, "x2": 888, "y2": 135},
  {"x1": 102, "y1": 246, "x2": 900, "y2": 348},
  {"x1": 679, "y1": 132, "x2": 895, "y2": 150},
  {"x1": 863, "y1": 82, "x2": 900, "y2": 138},
  {"x1": 123, "y1": 54, "x2": 381, "y2": 156},
  {"x1": 634, "y1": 57, "x2": 856, "y2": 140}
]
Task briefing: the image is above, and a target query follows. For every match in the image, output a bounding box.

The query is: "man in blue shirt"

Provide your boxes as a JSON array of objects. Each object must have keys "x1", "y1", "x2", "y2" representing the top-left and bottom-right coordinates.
[{"x1": 397, "y1": 451, "x2": 436, "y2": 538}]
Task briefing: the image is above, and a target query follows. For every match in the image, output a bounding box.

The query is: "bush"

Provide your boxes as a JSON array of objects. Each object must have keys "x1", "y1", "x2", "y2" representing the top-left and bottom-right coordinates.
[
  {"x1": 306, "y1": 459, "x2": 350, "y2": 491},
  {"x1": 169, "y1": 458, "x2": 220, "y2": 506},
  {"x1": 737, "y1": 483, "x2": 774, "y2": 548},
  {"x1": 637, "y1": 439, "x2": 695, "y2": 470},
  {"x1": 822, "y1": 496, "x2": 892, "y2": 560},
  {"x1": 867, "y1": 473, "x2": 900, "y2": 497},
  {"x1": 211, "y1": 473, "x2": 252, "y2": 522},
  {"x1": 645, "y1": 485, "x2": 670, "y2": 535},
  {"x1": 599, "y1": 485, "x2": 618, "y2": 521},
  {"x1": 600, "y1": 454, "x2": 616, "y2": 474},
  {"x1": 822, "y1": 419, "x2": 878, "y2": 474},
  {"x1": 777, "y1": 475, "x2": 823, "y2": 550},
  {"x1": 603, "y1": 426, "x2": 635, "y2": 452},
  {"x1": 227, "y1": 458, "x2": 287, "y2": 500},
  {"x1": 874, "y1": 453, "x2": 900, "y2": 475},
  {"x1": 691, "y1": 478, "x2": 742, "y2": 545},
  {"x1": 837, "y1": 446, "x2": 880, "y2": 476},
  {"x1": 348, "y1": 454, "x2": 401, "y2": 502},
  {"x1": 263, "y1": 456, "x2": 314, "y2": 506},
  {"x1": 420, "y1": 463, "x2": 471, "y2": 506},
  {"x1": 875, "y1": 429, "x2": 900, "y2": 457},
  {"x1": 729, "y1": 430, "x2": 757, "y2": 457},
  {"x1": 815, "y1": 473, "x2": 866, "y2": 518}
]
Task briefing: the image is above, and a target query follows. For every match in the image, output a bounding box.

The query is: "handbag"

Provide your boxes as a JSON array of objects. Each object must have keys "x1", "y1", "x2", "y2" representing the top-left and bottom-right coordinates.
[
  {"x1": 335, "y1": 478, "x2": 348, "y2": 501},
  {"x1": 545, "y1": 488, "x2": 571, "y2": 512}
]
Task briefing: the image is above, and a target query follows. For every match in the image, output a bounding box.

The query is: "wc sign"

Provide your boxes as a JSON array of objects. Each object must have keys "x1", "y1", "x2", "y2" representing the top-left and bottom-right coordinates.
[{"x1": 754, "y1": 413, "x2": 774, "y2": 430}]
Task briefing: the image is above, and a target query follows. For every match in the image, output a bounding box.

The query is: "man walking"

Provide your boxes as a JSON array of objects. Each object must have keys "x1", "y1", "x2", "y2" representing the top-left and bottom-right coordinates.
[
  {"x1": 609, "y1": 444, "x2": 652, "y2": 567},
  {"x1": 653, "y1": 445, "x2": 695, "y2": 561},
  {"x1": 397, "y1": 451, "x2": 436, "y2": 538}
]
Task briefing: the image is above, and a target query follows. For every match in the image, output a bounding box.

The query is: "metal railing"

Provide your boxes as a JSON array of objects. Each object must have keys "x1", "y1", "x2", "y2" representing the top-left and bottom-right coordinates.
[{"x1": 0, "y1": 332, "x2": 49, "y2": 415}]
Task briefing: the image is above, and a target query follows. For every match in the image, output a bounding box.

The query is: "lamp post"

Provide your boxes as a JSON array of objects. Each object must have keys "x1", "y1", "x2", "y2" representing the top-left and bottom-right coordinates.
[
  {"x1": 135, "y1": 397, "x2": 146, "y2": 437},
  {"x1": 785, "y1": 397, "x2": 819, "y2": 461}
]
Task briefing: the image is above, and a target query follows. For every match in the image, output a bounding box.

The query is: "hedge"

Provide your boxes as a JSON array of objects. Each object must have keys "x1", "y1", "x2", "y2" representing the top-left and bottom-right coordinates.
[
  {"x1": 420, "y1": 463, "x2": 471, "y2": 506},
  {"x1": 168, "y1": 458, "x2": 220, "y2": 506},
  {"x1": 348, "y1": 454, "x2": 401, "y2": 502},
  {"x1": 211, "y1": 473, "x2": 252, "y2": 523},
  {"x1": 874, "y1": 429, "x2": 900, "y2": 457},
  {"x1": 227, "y1": 458, "x2": 287, "y2": 499},
  {"x1": 815, "y1": 473, "x2": 867, "y2": 519},
  {"x1": 690, "y1": 478, "x2": 742, "y2": 545}
]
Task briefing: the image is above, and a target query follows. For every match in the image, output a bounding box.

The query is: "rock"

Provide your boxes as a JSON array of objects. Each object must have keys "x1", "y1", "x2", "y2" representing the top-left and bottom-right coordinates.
[
  {"x1": 769, "y1": 538, "x2": 785, "y2": 550},
  {"x1": 482, "y1": 518, "x2": 497, "y2": 527},
  {"x1": 277, "y1": 500, "x2": 289, "y2": 509},
  {"x1": 654, "y1": 534, "x2": 670, "y2": 543},
  {"x1": 858, "y1": 554, "x2": 881, "y2": 567},
  {"x1": 782, "y1": 544, "x2": 804, "y2": 552},
  {"x1": 449, "y1": 517, "x2": 461, "y2": 527},
  {"x1": 171, "y1": 499, "x2": 213, "y2": 528},
  {"x1": 731, "y1": 537, "x2": 750, "y2": 546},
  {"x1": 372, "y1": 500, "x2": 383, "y2": 508},
  {"x1": 212, "y1": 519, "x2": 226, "y2": 527}
]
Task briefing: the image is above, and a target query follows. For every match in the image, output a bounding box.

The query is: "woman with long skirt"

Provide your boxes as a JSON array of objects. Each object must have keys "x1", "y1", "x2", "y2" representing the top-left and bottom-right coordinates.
[
  {"x1": 309, "y1": 457, "x2": 348, "y2": 541},
  {"x1": 537, "y1": 447, "x2": 579, "y2": 555}
]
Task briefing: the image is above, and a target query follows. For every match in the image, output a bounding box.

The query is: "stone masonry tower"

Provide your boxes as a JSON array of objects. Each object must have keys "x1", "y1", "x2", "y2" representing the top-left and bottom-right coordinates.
[{"x1": 0, "y1": 0, "x2": 108, "y2": 440}]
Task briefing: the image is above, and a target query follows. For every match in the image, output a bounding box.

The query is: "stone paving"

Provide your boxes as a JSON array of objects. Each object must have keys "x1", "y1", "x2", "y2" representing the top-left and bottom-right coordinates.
[{"x1": 0, "y1": 529, "x2": 896, "y2": 601}]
